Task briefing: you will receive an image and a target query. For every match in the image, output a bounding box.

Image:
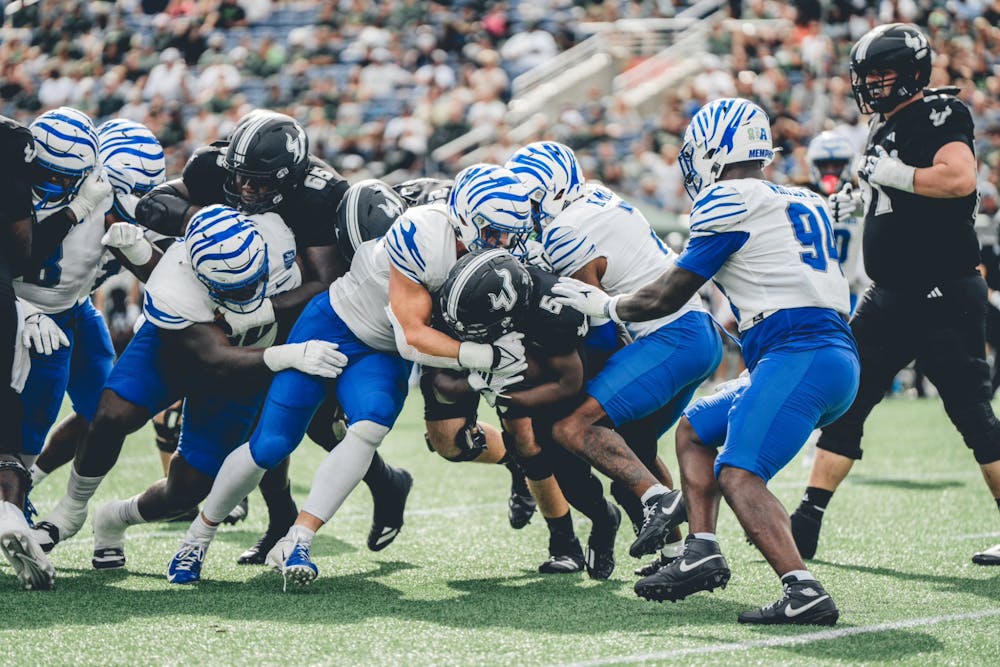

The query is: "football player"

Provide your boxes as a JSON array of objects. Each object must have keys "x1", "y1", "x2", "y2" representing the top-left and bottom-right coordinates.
[
  {"x1": 805, "y1": 131, "x2": 868, "y2": 312},
  {"x1": 435, "y1": 249, "x2": 623, "y2": 578},
  {"x1": 27, "y1": 118, "x2": 168, "y2": 491},
  {"x1": 554, "y1": 98, "x2": 859, "y2": 625},
  {"x1": 86, "y1": 204, "x2": 346, "y2": 571},
  {"x1": 506, "y1": 141, "x2": 723, "y2": 563}
]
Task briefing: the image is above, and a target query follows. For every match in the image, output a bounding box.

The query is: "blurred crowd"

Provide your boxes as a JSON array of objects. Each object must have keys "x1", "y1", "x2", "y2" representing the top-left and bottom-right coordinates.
[{"x1": 1, "y1": 0, "x2": 998, "y2": 225}]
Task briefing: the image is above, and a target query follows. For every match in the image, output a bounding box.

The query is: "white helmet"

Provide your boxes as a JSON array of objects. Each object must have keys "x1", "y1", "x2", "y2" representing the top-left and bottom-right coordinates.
[
  {"x1": 448, "y1": 163, "x2": 533, "y2": 254},
  {"x1": 679, "y1": 98, "x2": 774, "y2": 200},
  {"x1": 185, "y1": 205, "x2": 269, "y2": 314},
  {"x1": 504, "y1": 141, "x2": 585, "y2": 230},
  {"x1": 98, "y1": 118, "x2": 166, "y2": 196},
  {"x1": 806, "y1": 131, "x2": 855, "y2": 196},
  {"x1": 29, "y1": 107, "x2": 99, "y2": 210}
]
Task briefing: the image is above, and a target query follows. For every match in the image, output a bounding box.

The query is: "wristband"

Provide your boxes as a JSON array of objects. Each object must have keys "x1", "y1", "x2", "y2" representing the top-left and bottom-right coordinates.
[
  {"x1": 458, "y1": 341, "x2": 494, "y2": 370},
  {"x1": 604, "y1": 294, "x2": 624, "y2": 324},
  {"x1": 119, "y1": 237, "x2": 154, "y2": 265}
]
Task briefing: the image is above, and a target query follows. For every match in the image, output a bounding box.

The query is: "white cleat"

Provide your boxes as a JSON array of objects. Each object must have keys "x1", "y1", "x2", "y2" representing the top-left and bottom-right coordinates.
[
  {"x1": 0, "y1": 502, "x2": 56, "y2": 590},
  {"x1": 91, "y1": 502, "x2": 127, "y2": 570},
  {"x1": 32, "y1": 496, "x2": 89, "y2": 553},
  {"x1": 265, "y1": 535, "x2": 294, "y2": 573}
]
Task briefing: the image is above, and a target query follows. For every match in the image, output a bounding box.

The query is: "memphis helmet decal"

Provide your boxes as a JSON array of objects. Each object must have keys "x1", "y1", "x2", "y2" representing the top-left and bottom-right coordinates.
[
  {"x1": 505, "y1": 141, "x2": 585, "y2": 228},
  {"x1": 185, "y1": 204, "x2": 270, "y2": 313},
  {"x1": 98, "y1": 119, "x2": 166, "y2": 196},
  {"x1": 29, "y1": 106, "x2": 100, "y2": 210},
  {"x1": 448, "y1": 163, "x2": 533, "y2": 251}
]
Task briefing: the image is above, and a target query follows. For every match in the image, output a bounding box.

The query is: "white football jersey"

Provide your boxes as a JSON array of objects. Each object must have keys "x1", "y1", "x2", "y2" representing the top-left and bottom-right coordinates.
[
  {"x1": 542, "y1": 184, "x2": 704, "y2": 339},
  {"x1": 328, "y1": 238, "x2": 397, "y2": 353},
  {"x1": 143, "y1": 211, "x2": 301, "y2": 349},
  {"x1": 384, "y1": 202, "x2": 458, "y2": 294},
  {"x1": 832, "y1": 213, "x2": 869, "y2": 295},
  {"x1": 14, "y1": 191, "x2": 115, "y2": 313},
  {"x1": 686, "y1": 179, "x2": 850, "y2": 332}
]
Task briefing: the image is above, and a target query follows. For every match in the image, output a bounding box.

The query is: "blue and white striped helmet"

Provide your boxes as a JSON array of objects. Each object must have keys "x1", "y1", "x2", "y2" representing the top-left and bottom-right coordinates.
[
  {"x1": 29, "y1": 107, "x2": 99, "y2": 210},
  {"x1": 185, "y1": 205, "x2": 270, "y2": 314},
  {"x1": 680, "y1": 98, "x2": 773, "y2": 200},
  {"x1": 98, "y1": 119, "x2": 166, "y2": 196},
  {"x1": 504, "y1": 141, "x2": 585, "y2": 231},
  {"x1": 448, "y1": 163, "x2": 533, "y2": 254},
  {"x1": 806, "y1": 131, "x2": 855, "y2": 195}
]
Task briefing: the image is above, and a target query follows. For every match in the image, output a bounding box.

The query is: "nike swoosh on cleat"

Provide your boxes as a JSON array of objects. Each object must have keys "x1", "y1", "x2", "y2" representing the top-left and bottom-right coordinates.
[
  {"x1": 662, "y1": 493, "x2": 682, "y2": 515},
  {"x1": 677, "y1": 554, "x2": 723, "y2": 573},
  {"x1": 785, "y1": 595, "x2": 831, "y2": 617}
]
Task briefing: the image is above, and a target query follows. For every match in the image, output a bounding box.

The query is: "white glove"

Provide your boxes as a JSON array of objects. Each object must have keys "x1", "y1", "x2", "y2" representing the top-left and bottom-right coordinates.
[
  {"x1": 67, "y1": 169, "x2": 114, "y2": 222},
  {"x1": 858, "y1": 146, "x2": 915, "y2": 193},
  {"x1": 22, "y1": 312, "x2": 69, "y2": 356},
  {"x1": 523, "y1": 239, "x2": 553, "y2": 271},
  {"x1": 467, "y1": 369, "x2": 524, "y2": 407},
  {"x1": 827, "y1": 183, "x2": 860, "y2": 224},
  {"x1": 457, "y1": 331, "x2": 528, "y2": 377},
  {"x1": 263, "y1": 341, "x2": 348, "y2": 379},
  {"x1": 102, "y1": 222, "x2": 153, "y2": 265},
  {"x1": 222, "y1": 299, "x2": 275, "y2": 336},
  {"x1": 550, "y1": 277, "x2": 622, "y2": 323}
]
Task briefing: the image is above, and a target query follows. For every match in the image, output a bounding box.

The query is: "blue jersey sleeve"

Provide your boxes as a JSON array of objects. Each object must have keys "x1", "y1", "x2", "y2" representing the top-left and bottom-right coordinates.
[{"x1": 675, "y1": 231, "x2": 749, "y2": 280}]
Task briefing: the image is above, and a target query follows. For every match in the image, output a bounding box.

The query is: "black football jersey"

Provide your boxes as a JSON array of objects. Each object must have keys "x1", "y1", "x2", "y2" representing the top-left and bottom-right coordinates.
[
  {"x1": 0, "y1": 115, "x2": 36, "y2": 228},
  {"x1": 522, "y1": 266, "x2": 588, "y2": 357},
  {"x1": 182, "y1": 141, "x2": 348, "y2": 248},
  {"x1": 861, "y1": 91, "x2": 980, "y2": 290},
  {"x1": 393, "y1": 177, "x2": 453, "y2": 208}
]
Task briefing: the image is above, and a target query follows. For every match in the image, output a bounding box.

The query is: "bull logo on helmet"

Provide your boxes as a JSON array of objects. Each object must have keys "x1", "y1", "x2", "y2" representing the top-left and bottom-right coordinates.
[
  {"x1": 285, "y1": 129, "x2": 305, "y2": 163},
  {"x1": 488, "y1": 268, "x2": 517, "y2": 312}
]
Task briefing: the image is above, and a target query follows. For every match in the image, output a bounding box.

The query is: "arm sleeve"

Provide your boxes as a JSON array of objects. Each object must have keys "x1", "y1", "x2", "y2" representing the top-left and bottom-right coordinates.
[{"x1": 541, "y1": 223, "x2": 600, "y2": 276}]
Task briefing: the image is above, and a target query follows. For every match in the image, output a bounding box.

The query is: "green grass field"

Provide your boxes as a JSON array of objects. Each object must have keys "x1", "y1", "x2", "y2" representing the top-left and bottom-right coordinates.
[{"x1": 3, "y1": 395, "x2": 999, "y2": 666}]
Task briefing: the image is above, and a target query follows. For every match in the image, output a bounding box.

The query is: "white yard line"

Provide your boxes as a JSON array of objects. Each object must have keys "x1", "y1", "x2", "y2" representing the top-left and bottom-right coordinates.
[{"x1": 554, "y1": 608, "x2": 1000, "y2": 667}]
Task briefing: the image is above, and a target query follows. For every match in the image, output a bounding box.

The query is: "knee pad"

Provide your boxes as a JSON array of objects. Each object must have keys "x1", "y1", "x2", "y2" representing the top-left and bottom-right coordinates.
[
  {"x1": 513, "y1": 448, "x2": 554, "y2": 481},
  {"x1": 153, "y1": 403, "x2": 183, "y2": 454},
  {"x1": 816, "y1": 424, "x2": 864, "y2": 460},
  {"x1": 428, "y1": 418, "x2": 487, "y2": 463},
  {"x1": 948, "y1": 401, "x2": 1000, "y2": 464},
  {"x1": 348, "y1": 420, "x2": 390, "y2": 447}
]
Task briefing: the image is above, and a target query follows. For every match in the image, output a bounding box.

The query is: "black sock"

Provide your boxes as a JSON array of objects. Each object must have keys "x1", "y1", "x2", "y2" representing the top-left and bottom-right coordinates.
[
  {"x1": 259, "y1": 463, "x2": 298, "y2": 531},
  {"x1": 800, "y1": 486, "x2": 833, "y2": 516},
  {"x1": 995, "y1": 498, "x2": 1000, "y2": 513},
  {"x1": 363, "y1": 452, "x2": 392, "y2": 494},
  {"x1": 545, "y1": 511, "x2": 574, "y2": 537}
]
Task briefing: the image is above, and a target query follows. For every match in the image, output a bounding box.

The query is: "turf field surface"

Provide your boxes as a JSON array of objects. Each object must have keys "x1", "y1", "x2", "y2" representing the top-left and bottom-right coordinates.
[{"x1": 3, "y1": 395, "x2": 999, "y2": 666}]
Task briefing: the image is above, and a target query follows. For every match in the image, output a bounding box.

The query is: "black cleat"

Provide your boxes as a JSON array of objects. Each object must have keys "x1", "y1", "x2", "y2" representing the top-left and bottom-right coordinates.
[
  {"x1": 585, "y1": 502, "x2": 621, "y2": 580},
  {"x1": 634, "y1": 536, "x2": 730, "y2": 603},
  {"x1": 505, "y1": 461, "x2": 536, "y2": 530},
  {"x1": 629, "y1": 489, "x2": 686, "y2": 558},
  {"x1": 222, "y1": 497, "x2": 249, "y2": 526},
  {"x1": 367, "y1": 467, "x2": 413, "y2": 552},
  {"x1": 633, "y1": 552, "x2": 679, "y2": 577},
  {"x1": 539, "y1": 533, "x2": 585, "y2": 574},
  {"x1": 92, "y1": 547, "x2": 126, "y2": 570},
  {"x1": 237, "y1": 521, "x2": 294, "y2": 566},
  {"x1": 738, "y1": 579, "x2": 839, "y2": 625},
  {"x1": 790, "y1": 505, "x2": 823, "y2": 559},
  {"x1": 32, "y1": 521, "x2": 60, "y2": 554},
  {"x1": 973, "y1": 544, "x2": 1000, "y2": 565}
]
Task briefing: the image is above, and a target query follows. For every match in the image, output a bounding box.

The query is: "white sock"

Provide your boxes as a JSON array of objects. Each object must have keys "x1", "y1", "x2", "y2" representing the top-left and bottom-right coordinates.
[
  {"x1": 66, "y1": 466, "x2": 104, "y2": 506},
  {"x1": 692, "y1": 532, "x2": 718, "y2": 542},
  {"x1": 781, "y1": 569, "x2": 815, "y2": 583},
  {"x1": 29, "y1": 464, "x2": 48, "y2": 487},
  {"x1": 641, "y1": 483, "x2": 671, "y2": 504},
  {"x1": 184, "y1": 514, "x2": 218, "y2": 545},
  {"x1": 118, "y1": 495, "x2": 145, "y2": 526},
  {"x1": 300, "y1": 421, "x2": 386, "y2": 523},
  {"x1": 288, "y1": 524, "x2": 316, "y2": 546},
  {"x1": 661, "y1": 539, "x2": 685, "y2": 558},
  {"x1": 201, "y1": 443, "x2": 266, "y2": 524}
]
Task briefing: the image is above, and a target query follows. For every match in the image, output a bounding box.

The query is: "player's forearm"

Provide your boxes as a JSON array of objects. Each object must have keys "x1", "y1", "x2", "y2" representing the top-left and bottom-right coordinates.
[
  {"x1": 135, "y1": 182, "x2": 197, "y2": 237},
  {"x1": 111, "y1": 246, "x2": 163, "y2": 283},
  {"x1": 912, "y1": 163, "x2": 977, "y2": 199},
  {"x1": 614, "y1": 266, "x2": 705, "y2": 323},
  {"x1": 0, "y1": 216, "x2": 32, "y2": 275},
  {"x1": 168, "y1": 325, "x2": 271, "y2": 389},
  {"x1": 504, "y1": 354, "x2": 583, "y2": 409},
  {"x1": 27, "y1": 209, "x2": 76, "y2": 271},
  {"x1": 405, "y1": 323, "x2": 461, "y2": 362},
  {"x1": 270, "y1": 281, "x2": 326, "y2": 319}
]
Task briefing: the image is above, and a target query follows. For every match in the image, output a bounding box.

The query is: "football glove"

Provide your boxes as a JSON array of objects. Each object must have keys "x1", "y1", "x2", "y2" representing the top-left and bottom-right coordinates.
[
  {"x1": 551, "y1": 277, "x2": 622, "y2": 323},
  {"x1": 102, "y1": 222, "x2": 153, "y2": 265},
  {"x1": 68, "y1": 169, "x2": 114, "y2": 222},
  {"x1": 263, "y1": 341, "x2": 348, "y2": 379},
  {"x1": 467, "y1": 369, "x2": 524, "y2": 407},
  {"x1": 858, "y1": 146, "x2": 915, "y2": 193},
  {"x1": 22, "y1": 311, "x2": 70, "y2": 356},
  {"x1": 827, "y1": 183, "x2": 860, "y2": 224},
  {"x1": 458, "y1": 331, "x2": 527, "y2": 377},
  {"x1": 221, "y1": 298, "x2": 276, "y2": 336}
]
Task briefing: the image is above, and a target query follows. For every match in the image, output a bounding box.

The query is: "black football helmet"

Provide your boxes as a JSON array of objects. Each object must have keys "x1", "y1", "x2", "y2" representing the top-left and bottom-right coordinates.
[
  {"x1": 224, "y1": 111, "x2": 309, "y2": 214},
  {"x1": 335, "y1": 178, "x2": 407, "y2": 262},
  {"x1": 438, "y1": 249, "x2": 533, "y2": 343},
  {"x1": 393, "y1": 177, "x2": 453, "y2": 208},
  {"x1": 849, "y1": 23, "x2": 931, "y2": 115}
]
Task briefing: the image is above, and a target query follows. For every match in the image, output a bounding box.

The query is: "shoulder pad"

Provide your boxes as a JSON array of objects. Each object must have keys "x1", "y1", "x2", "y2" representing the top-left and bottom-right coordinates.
[{"x1": 688, "y1": 183, "x2": 749, "y2": 234}]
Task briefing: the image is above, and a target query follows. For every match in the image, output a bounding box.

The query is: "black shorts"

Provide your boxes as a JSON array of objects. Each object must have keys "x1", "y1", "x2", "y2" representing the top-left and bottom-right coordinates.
[
  {"x1": 818, "y1": 274, "x2": 993, "y2": 459},
  {"x1": 419, "y1": 367, "x2": 480, "y2": 423}
]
